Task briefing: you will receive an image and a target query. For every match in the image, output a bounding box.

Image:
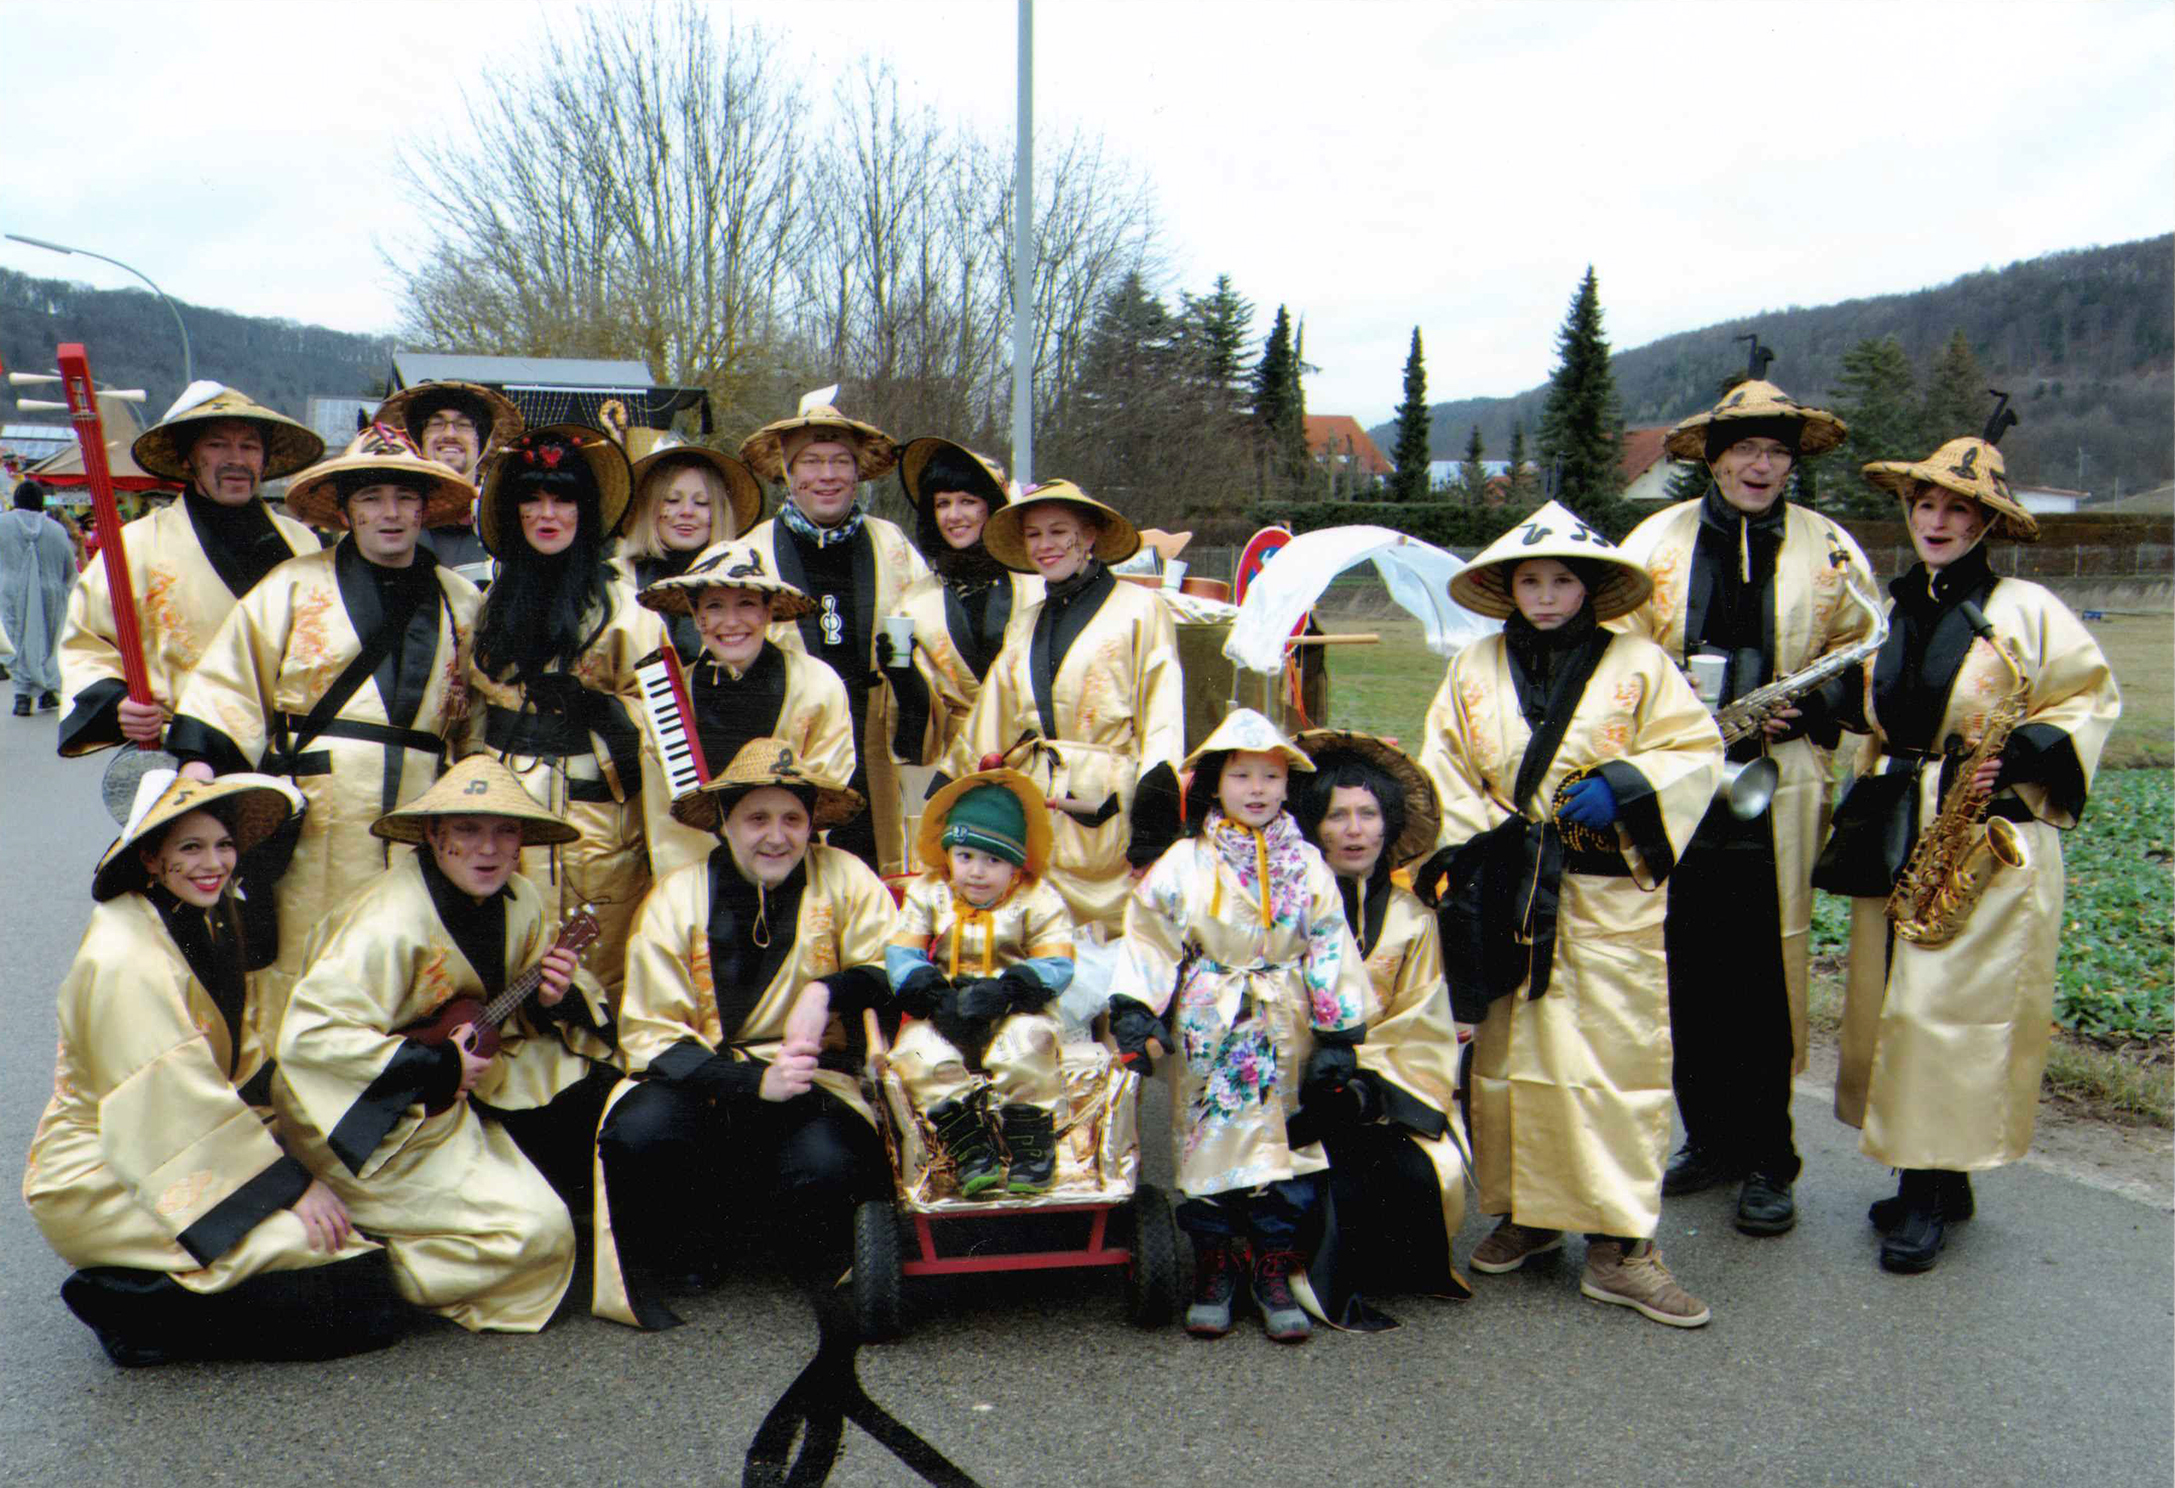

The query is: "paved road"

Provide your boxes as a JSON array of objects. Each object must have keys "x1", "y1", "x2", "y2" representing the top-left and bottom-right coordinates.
[{"x1": 2, "y1": 719, "x2": 2169, "y2": 1487}]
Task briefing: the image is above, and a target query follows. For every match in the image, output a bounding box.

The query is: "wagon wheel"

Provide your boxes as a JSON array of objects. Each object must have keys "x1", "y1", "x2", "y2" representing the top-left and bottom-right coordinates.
[
  {"x1": 852, "y1": 1199, "x2": 905, "y2": 1343},
  {"x1": 1122, "y1": 1184, "x2": 1179, "y2": 1328}
]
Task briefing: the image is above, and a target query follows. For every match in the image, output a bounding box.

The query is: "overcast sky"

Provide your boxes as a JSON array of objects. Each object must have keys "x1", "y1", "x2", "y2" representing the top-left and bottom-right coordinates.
[{"x1": 3, "y1": 0, "x2": 2169, "y2": 425}]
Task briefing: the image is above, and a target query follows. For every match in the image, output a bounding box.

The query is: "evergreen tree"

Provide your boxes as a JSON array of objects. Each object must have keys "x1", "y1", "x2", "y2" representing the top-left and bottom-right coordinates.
[
  {"x1": 1537, "y1": 266, "x2": 1626, "y2": 512},
  {"x1": 1390, "y1": 326, "x2": 1432, "y2": 501},
  {"x1": 1280, "y1": 318, "x2": 1313, "y2": 491},
  {"x1": 1920, "y1": 329, "x2": 1987, "y2": 443},
  {"x1": 1828, "y1": 335, "x2": 1920, "y2": 515},
  {"x1": 1506, "y1": 422, "x2": 1539, "y2": 504},
  {"x1": 1251, "y1": 306, "x2": 1295, "y2": 498},
  {"x1": 1178, "y1": 274, "x2": 1255, "y2": 418},
  {"x1": 1458, "y1": 424, "x2": 1489, "y2": 506}
]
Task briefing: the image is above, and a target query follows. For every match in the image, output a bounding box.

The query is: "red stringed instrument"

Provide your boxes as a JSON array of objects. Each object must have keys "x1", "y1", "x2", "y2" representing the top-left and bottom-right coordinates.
[{"x1": 399, "y1": 905, "x2": 601, "y2": 1114}]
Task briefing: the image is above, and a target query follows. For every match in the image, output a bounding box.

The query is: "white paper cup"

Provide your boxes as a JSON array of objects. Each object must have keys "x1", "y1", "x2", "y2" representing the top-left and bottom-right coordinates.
[
  {"x1": 880, "y1": 614, "x2": 916, "y2": 664},
  {"x1": 1162, "y1": 559, "x2": 1188, "y2": 590},
  {"x1": 1688, "y1": 651, "x2": 1727, "y2": 707}
]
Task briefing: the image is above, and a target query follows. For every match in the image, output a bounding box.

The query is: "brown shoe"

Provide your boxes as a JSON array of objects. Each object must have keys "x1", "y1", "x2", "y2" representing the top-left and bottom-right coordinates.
[
  {"x1": 1581, "y1": 1239, "x2": 1711, "y2": 1327},
  {"x1": 1469, "y1": 1218, "x2": 1565, "y2": 1274}
]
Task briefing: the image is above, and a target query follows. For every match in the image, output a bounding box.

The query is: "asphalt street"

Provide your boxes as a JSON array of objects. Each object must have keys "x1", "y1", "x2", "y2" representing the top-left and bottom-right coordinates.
[{"x1": 1, "y1": 718, "x2": 2169, "y2": 1487}]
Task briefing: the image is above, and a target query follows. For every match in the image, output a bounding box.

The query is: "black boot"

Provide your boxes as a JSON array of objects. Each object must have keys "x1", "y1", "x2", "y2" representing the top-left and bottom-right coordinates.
[
  {"x1": 1185, "y1": 1238, "x2": 1240, "y2": 1337},
  {"x1": 1662, "y1": 1141, "x2": 1746, "y2": 1197},
  {"x1": 1736, "y1": 1167, "x2": 1798, "y2": 1237},
  {"x1": 1000, "y1": 1103, "x2": 1056, "y2": 1194},
  {"x1": 928, "y1": 1097, "x2": 1002, "y2": 1198},
  {"x1": 1879, "y1": 1169, "x2": 1948, "y2": 1274},
  {"x1": 1870, "y1": 1168, "x2": 1975, "y2": 1233}
]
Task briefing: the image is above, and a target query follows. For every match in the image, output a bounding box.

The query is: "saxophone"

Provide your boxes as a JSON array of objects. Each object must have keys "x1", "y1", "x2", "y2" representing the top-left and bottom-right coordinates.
[
  {"x1": 1712, "y1": 554, "x2": 1889, "y2": 747},
  {"x1": 1885, "y1": 601, "x2": 2032, "y2": 946}
]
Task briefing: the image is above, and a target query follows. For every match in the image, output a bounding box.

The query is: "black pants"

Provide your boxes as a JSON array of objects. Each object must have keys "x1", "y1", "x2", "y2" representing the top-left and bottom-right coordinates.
[
  {"x1": 596, "y1": 1078, "x2": 887, "y2": 1328},
  {"x1": 1174, "y1": 1173, "x2": 1324, "y2": 1253},
  {"x1": 487, "y1": 1062, "x2": 619, "y2": 1227},
  {"x1": 1319, "y1": 1125, "x2": 1461, "y2": 1299},
  {"x1": 1665, "y1": 812, "x2": 1801, "y2": 1181},
  {"x1": 60, "y1": 1251, "x2": 407, "y2": 1368}
]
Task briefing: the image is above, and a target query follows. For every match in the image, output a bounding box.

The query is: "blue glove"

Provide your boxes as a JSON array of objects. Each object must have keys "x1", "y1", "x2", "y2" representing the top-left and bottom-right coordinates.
[{"x1": 1558, "y1": 774, "x2": 1618, "y2": 829}]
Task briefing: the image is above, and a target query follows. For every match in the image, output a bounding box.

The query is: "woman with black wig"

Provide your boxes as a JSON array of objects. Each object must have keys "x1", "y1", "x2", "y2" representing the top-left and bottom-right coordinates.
[
  {"x1": 463, "y1": 425, "x2": 662, "y2": 1001},
  {"x1": 1287, "y1": 729, "x2": 1473, "y2": 1330},
  {"x1": 879, "y1": 438, "x2": 1041, "y2": 765}
]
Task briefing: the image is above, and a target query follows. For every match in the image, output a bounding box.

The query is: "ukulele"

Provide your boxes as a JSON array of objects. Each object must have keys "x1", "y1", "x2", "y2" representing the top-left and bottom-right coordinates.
[{"x1": 398, "y1": 905, "x2": 601, "y2": 1114}]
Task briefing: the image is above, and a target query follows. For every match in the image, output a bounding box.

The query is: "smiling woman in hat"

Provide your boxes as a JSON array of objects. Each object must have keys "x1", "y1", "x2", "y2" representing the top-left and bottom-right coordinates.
[
  {"x1": 609, "y1": 432, "x2": 766, "y2": 659},
  {"x1": 1821, "y1": 401, "x2": 2119, "y2": 1275},
  {"x1": 631, "y1": 538, "x2": 855, "y2": 878},
  {"x1": 592, "y1": 739, "x2": 898, "y2": 1329},
  {"x1": 879, "y1": 438, "x2": 1043, "y2": 766},
  {"x1": 57, "y1": 382, "x2": 322, "y2": 756},
  {"x1": 462, "y1": 424, "x2": 664, "y2": 1001},
  {"x1": 950, "y1": 479, "x2": 1186, "y2": 935},
  {"x1": 1417, "y1": 501, "x2": 1721, "y2": 1328},
  {"x1": 25, "y1": 770, "x2": 407, "y2": 1368}
]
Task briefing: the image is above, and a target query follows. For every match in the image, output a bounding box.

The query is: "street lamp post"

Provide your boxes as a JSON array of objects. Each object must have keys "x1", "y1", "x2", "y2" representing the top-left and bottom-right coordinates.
[{"x1": 6, "y1": 233, "x2": 193, "y2": 390}]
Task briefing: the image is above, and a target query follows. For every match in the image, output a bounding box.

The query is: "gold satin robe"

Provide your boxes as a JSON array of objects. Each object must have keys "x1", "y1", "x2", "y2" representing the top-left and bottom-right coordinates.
[
  {"x1": 1419, "y1": 633, "x2": 1721, "y2": 1239},
  {"x1": 24, "y1": 894, "x2": 380, "y2": 1289},
  {"x1": 273, "y1": 856, "x2": 614, "y2": 1332},
  {"x1": 635, "y1": 645, "x2": 856, "y2": 881},
  {"x1": 1835, "y1": 578, "x2": 2119, "y2": 1170},
  {"x1": 887, "y1": 872, "x2": 1075, "y2": 1113},
  {"x1": 58, "y1": 499, "x2": 317, "y2": 753},
  {"x1": 1353, "y1": 883, "x2": 1470, "y2": 1252},
  {"x1": 742, "y1": 515, "x2": 931, "y2": 874},
  {"x1": 952, "y1": 578, "x2": 1186, "y2": 934},
  {"x1": 1615, "y1": 497, "x2": 1879, "y2": 1069},
  {"x1": 174, "y1": 547, "x2": 482, "y2": 1014},
  {"x1": 591, "y1": 843, "x2": 899, "y2": 1324},
  {"x1": 461, "y1": 586, "x2": 665, "y2": 1000},
  {"x1": 1106, "y1": 820, "x2": 1371, "y2": 1199},
  {"x1": 887, "y1": 571, "x2": 1042, "y2": 765}
]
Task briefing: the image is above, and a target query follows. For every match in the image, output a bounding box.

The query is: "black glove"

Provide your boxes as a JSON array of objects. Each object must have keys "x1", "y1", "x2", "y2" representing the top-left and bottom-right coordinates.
[
  {"x1": 1410, "y1": 845, "x2": 1455, "y2": 908},
  {"x1": 1299, "y1": 1043, "x2": 1368, "y2": 1130},
  {"x1": 999, "y1": 967, "x2": 1052, "y2": 1017},
  {"x1": 954, "y1": 977, "x2": 1011, "y2": 1023},
  {"x1": 886, "y1": 657, "x2": 931, "y2": 762},
  {"x1": 1107, "y1": 995, "x2": 1168, "y2": 1076},
  {"x1": 893, "y1": 965, "x2": 951, "y2": 1020},
  {"x1": 932, "y1": 985, "x2": 994, "y2": 1071}
]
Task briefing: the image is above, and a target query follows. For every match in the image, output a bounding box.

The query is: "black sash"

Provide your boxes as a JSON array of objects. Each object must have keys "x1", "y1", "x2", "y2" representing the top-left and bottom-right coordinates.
[{"x1": 182, "y1": 490, "x2": 300, "y2": 601}]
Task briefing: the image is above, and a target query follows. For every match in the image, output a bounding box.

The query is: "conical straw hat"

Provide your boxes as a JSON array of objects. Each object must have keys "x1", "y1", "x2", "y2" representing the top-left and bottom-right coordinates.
[
  {"x1": 1448, "y1": 500, "x2": 1654, "y2": 623},
  {"x1": 283, "y1": 423, "x2": 476, "y2": 531},
  {"x1": 915, "y1": 768, "x2": 1052, "y2": 877},
  {"x1": 93, "y1": 770, "x2": 305, "y2": 902},
  {"x1": 475, "y1": 423, "x2": 634, "y2": 556},
  {"x1": 639, "y1": 537, "x2": 817, "y2": 621},
  {"x1": 897, "y1": 437, "x2": 1010, "y2": 515},
  {"x1": 1862, "y1": 436, "x2": 2038, "y2": 542},
  {"x1": 1663, "y1": 379, "x2": 1848, "y2": 462},
  {"x1": 980, "y1": 480, "x2": 1142, "y2": 572},
  {"x1": 625, "y1": 428, "x2": 764, "y2": 538},
  {"x1": 132, "y1": 382, "x2": 325, "y2": 483},
  {"x1": 739, "y1": 385, "x2": 899, "y2": 485},
  {"x1": 670, "y1": 737, "x2": 863, "y2": 834},
  {"x1": 372, "y1": 755, "x2": 578, "y2": 846},
  {"x1": 1181, "y1": 707, "x2": 1315, "y2": 775},
  {"x1": 374, "y1": 381, "x2": 525, "y2": 458},
  {"x1": 1295, "y1": 729, "x2": 1441, "y2": 868}
]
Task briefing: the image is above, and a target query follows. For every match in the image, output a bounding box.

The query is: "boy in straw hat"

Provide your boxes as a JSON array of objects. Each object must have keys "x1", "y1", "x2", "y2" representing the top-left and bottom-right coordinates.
[
  {"x1": 885, "y1": 769, "x2": 1075, "y2": 1197},
  {"x1": 374, "y1": 380, "x2": 525, "y2": 569},
  {"x1": 272, "y1": 756, "x2": 616, "y2": 1333},
  {"x1": 166, "y1": 424, "x2": 483, "y2": 1013},
  {"x1": 1825, "y1": 400, "x2": 2118, "y2": 1274},
  {"x1": 56, "y1": 381, "x2": 322, "y2": 758},
  {"x1": 1615, "y1": 349, "x2": 1878, "y2": 1238},
  {"x1": 26, "y1": 769, "x2": 407, "y2": 1367},
  {"x1": 1416, "y1": 501, "x2": 1721, "y2": 1327},
  {"x1": 1105, "y1": 708, "x2": 1371, "y2": 1344},
  {"x1": 592, "y1": 739, "x2": 897, "y2": 1329},
  {"x1": 736, "y1": 387, "x2": 929, "y2": 876}
]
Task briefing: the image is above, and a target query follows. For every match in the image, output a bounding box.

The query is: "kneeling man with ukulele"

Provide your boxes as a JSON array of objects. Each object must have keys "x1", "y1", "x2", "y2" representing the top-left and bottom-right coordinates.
[{"x1": 274, "y1": 755, "x2": 618, "y2": 1333}]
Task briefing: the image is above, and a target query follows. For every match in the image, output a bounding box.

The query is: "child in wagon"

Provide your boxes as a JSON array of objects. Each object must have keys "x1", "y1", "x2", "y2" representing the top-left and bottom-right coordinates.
[{"x1": 886, "y1": 769, "x2": 1076, "y2": 1197}]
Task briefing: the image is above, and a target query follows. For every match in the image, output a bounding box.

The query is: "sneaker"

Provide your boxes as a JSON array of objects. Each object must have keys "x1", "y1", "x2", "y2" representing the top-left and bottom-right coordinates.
[
  {"x1": 1581, "y1": 1239, "x2": 1711, "y2": 1327},
  {"x1": 1251, "y1": 1249, "x2": 1312, "y2": 1343},
  {"x1": 1735, "y1": 1171, "x2": 1798, "y2": 1236},
  {"x1": 927, "y1": 1098, "x2": 1003, "y2": 1198},
  {"x1": 1661, "y1": 1142, "x2": 1745, "y2": 1197},
  {"x1": 1186, "y1": 1240, "x2": 1240, "y2": 1337},
  {"x1": 1469, "y1": 1218, "x2": 1565, "y2": 1274},
  {"x1": 998, "y1": 1104, "x2": 1056, "y2": 1194},
  {"x1": 36, "y1": 690, "x2": 58, "y2": 712},
  {"x1": 10, "y1": 696, "x2": 29, "y2": 717}
]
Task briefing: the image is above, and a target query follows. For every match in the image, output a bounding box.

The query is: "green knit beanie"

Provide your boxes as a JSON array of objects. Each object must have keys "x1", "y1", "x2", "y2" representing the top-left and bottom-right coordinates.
[{"x1": 940, "y1": 784, "x2": 1028, "y2": 867}]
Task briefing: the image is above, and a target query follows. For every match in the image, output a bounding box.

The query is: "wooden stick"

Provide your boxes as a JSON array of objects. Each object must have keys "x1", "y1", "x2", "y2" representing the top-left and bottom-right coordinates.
[{"x1": 1284, "y1": 633, "x2": 1379, "y2": 647}]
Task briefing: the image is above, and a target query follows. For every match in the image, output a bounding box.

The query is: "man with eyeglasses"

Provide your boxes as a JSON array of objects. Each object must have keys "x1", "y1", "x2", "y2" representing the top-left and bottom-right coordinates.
[{"x1": 373, "y1": 381, "x2": 525, "y2": 571}]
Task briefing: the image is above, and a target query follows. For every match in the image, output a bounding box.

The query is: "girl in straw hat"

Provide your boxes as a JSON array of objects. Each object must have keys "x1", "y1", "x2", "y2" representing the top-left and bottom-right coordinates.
[
  {"x1": 608, "y1": 432, "x2": 765, "y2": 662},
  {"x1": 879, "y1": 438, "x2": 1042, "y2": 766},
  {"x1": 736, "y1": 388, "x2": 929, "y2": 876},
  {"x1": 632, "y1": 538, "x2": 855, "y2": 879},
  {"x1": 884, "y1": 769, "x2": 1075, "y2": 1198},
  {"x1": 272, "y1": 755, "x2": 614, "y2": 1334},
  {"x1": 462, "y1": 425, "x2": 665, "y2": 1002},
  {"x1": 25, "y1": 770, "x2": 407, "y2": 1367},
  {"x1": 1416, "y1": 501, "x2": 1722, "y2": 1327},
  {"x1": 1824, "y1": 401, "x2": 2119, "y2": 1274},
  {"x1": 950, "y1": 479, "x2": 1186, "y2": 936},
  {"x1": 1616, "y1": 351, "x2": 1879, "y2": 1237},
  {"x1": 58, "y1": 383, "x2": 321, "y2": 757},
  {"x1": 1286, "y1": 730, "x2": 1473, "y2": 1330},
  {"x1": 1105, "y1": 708, "x2": 1371, "y2": 1344},
  {"x1": 593, "y1": 738, "x2": 897, "y2": 1329}
]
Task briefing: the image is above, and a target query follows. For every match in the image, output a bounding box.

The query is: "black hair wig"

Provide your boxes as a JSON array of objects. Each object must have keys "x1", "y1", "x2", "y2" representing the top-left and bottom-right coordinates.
[{"x1": 472, "y1": 445, "x2": 614, "y2": 683}]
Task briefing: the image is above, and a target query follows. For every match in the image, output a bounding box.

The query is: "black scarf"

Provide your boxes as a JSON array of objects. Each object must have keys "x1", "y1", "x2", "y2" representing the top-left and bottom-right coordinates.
[
  {"x1": 1334, "y1": 863, "x2": 1395, "y2": 959},
  {"x1": 691, "y1": 641, "x2": 790, "y2": 771},
  {"x1": 335, "y1": 538, "x2": 442, "y2": 731},
  {"x1": 147, "y1": 885, "x2": 247, "y2": 1066},
  {"x1": 183, "y1": 489, "x2": 297, "y2": 600},
  {"x1": 1502, "y1": 604, "x2": 1602, "y2": 732},
  {"x1": 1872, "y1": 543, "x2": 1998, "y2": 755},
  {"x1": 1687, "y1": 484, "x2": 1786, "y2": 698},
  {"x1": 705, "y1": 849, "x2": 807, "y2": 1046},
  {"x1": 418, "y1": 849, "x2": 510, "y2": 998},
  {"x1": 945, "y1": 577, "x2": 1012, "y2": 682}
]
